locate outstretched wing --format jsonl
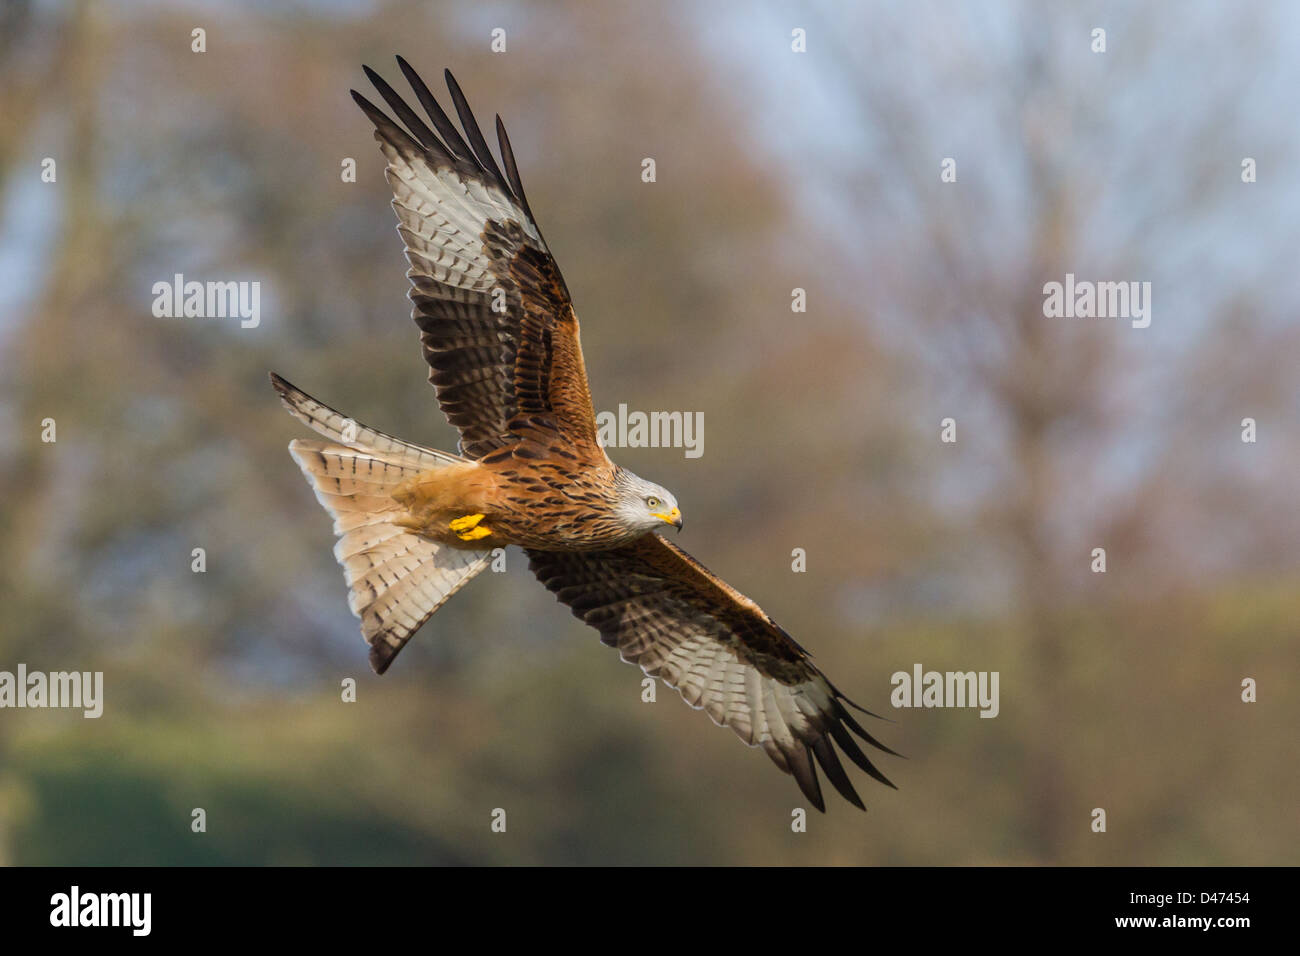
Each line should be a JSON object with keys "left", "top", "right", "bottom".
{"left": 526, "top": 535, "right": 899, "bottom": 811}
{"left": 352, "top": 58, "right": 605, "bottom": 463}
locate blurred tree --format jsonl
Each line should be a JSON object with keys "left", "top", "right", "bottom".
{"left": 800, "top": 0, "right": 1300, "bottom": 860}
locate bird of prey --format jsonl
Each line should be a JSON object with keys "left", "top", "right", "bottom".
{"left": 271, "top": 58, "right": 898, "bottom": 811}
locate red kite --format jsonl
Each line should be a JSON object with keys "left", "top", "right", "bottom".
{"left": 272, "top": 59, "right": 897, "bottom": 810}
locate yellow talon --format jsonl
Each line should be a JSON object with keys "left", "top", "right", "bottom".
{"left": 449, "top": 513, "right": 485, "bottom": 533}
{"left": 457, "top": 525, "right": 492, "bottom": 541}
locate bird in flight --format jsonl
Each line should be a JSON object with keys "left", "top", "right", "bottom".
{"left": 271, "top": 58, "right": 898, "bottom": 811}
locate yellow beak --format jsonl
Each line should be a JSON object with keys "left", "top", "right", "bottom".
{"left": 653, "top": 506, "right": 683, "bottom": 531}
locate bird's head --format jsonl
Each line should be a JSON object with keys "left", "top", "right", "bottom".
{"left": 614, "top": 469, "right": 683, "bottom": 533}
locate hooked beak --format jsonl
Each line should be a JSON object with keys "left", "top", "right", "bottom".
{"left": 654, "top": 506, "right": 683, "bottom": 532}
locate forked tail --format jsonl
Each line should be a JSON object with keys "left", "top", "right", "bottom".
{"left": 270, "top": 373, "right": 491, "bottom": 673}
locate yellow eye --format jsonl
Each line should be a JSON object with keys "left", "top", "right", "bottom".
{"left": 646, "top": 497, "right": 660, "bottom": 509}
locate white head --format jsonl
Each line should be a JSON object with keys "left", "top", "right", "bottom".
{"left": 613, "top": 469, "right": 683, "bottom": 534}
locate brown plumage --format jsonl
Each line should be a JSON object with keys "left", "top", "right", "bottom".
{"left": 271, "top": 59, "right": 897, "bottom": 811}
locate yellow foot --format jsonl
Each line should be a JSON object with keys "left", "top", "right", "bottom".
{"left": 449, "top": 513, "right": 491, "bottom": 541}
{"left": 449, "top": 513, "right": 484, "bottom": 532}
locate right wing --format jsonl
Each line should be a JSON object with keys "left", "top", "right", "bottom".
{"left": 352, "top": 58, "right": 606, "bottom": 465}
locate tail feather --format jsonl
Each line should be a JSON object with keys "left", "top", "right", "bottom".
{"left": 273, "top": 373, "right": 491, "bottom": 674}
{"left": 271, "top": 371, "right": 461, "bottom": 468}
{"left": 334, "top": 523, "right": 406, "bottom": 560}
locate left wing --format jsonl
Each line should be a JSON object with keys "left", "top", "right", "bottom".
{"left": 527, "top": 535, "right": 899, "bottom": 811}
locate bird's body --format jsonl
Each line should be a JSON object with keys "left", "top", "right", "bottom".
{"left": 272, "top": 58, "right": 898, "bottom": 812}
{"left": 388, "top": 453, "right": 640, "bottom": 552}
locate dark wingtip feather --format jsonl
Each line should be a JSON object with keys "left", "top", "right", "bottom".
{"left": 348, "top": 88, "right": 387, "bottom": 127}
{"left": 398, "top": 57, "right": 474, "bottom": 163}
{"left": 495, "top": 113, "right": 531, "bottom": 213}
{"left": 833, "top": 684, "right": 894, "bottom": 722}
{"left": 443, "top": 68, "right": 510, "bottom": 191}
{"left": 839, "top": 702, "right": 906, "bottom": 758}
{"left": 829, "top": 719, "right": 898, "bottom": 790}
{"left": 789, "top": 744, "right": 826, "bottom": 813}
{"left": 811, "top": 736, "right": 867, "bottom": 810}
{"left": 352, "top": 88, "right": 425, "bottom": 160}
{"left": 363, "top": 64, "right": 446, "bottom": 158}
